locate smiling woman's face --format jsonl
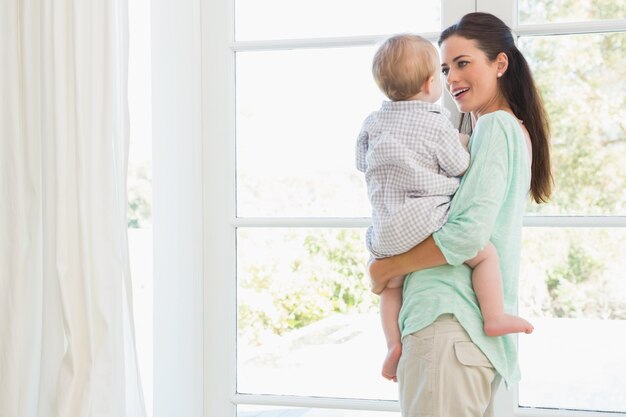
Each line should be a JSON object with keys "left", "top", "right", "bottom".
{"left": 440, "top": 35, "right": 505, "bottom": 118}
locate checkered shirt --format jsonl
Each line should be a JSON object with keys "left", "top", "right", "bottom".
{"left": 356, "top": 100, "right": 470, "bottom": 258}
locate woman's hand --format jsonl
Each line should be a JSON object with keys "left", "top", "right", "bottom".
{"left": 368, "top": 257, "right": 398, "bottom": 295}
{"left": 368, "top": 236, "right": 448, "bottom": 295}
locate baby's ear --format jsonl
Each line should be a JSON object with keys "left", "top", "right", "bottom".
{"left": 422, "top": 75, "right": 435, "bottom": 94}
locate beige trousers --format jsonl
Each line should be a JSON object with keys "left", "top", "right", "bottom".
{"left": 397, "top": 314, "right": 501, "bottom": 417}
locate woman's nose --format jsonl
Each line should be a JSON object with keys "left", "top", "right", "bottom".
{"left": 445, "top": 67, "right": 458, "bottom": 84}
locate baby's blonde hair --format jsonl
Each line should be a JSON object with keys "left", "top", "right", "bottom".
{"left": 372, "top": 34, "right": 439, "bottom": 101}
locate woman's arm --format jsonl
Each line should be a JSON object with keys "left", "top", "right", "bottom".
{"left": 369, "top": 236, "right": 446, "bottom": 294}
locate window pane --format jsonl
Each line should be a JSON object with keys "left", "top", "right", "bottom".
{"left": 519, "top": 32, "right": 626, "bottom": 215}
{"left": 235, "top": 0, "right": 440, "bottom": 41}
{"left": 236, "top": 47, "right": 382, "bottom": 218}
{"left": 518, "top": 0, "right": 626, "bottom": 24}
{"left": 518, "top": 228, "right": 626, "bottom": 413}
{"left": 237, "top": 228, "right": 396, "bottom": 400}
{"left": 238, "top": 405, "right": 399, "bottom": 416}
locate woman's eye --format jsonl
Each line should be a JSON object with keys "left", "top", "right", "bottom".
{"left": 458, "top": 61, "right": 469, "bottom": 68}
{"left": 441, "top": 67, "right": 449, "bottom": 76}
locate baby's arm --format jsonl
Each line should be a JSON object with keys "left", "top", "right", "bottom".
{"left": 355, "top": 129, "right": 370, "bottom": 172}
{"left": 459, "top": 133, "right": 470, "bottom": 149}
{"left": 437, "top": 128, "right": 470, "bottom": 177}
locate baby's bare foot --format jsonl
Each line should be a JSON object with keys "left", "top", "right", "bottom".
{"left": 483, "top": 314, "right": 534, "bottom": 337}
{"left": 382, "top": 344, "right": 402, "bottom": 382}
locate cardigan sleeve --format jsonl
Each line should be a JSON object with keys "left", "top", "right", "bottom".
{"left": 433, "top": 114, "right": 511, "bottom": 265}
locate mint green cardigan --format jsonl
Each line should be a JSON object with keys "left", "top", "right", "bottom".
{"left": 399, "top": 110, "right": 530, "bottom": 386}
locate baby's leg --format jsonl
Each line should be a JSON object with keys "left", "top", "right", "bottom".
{"left": 465, "top": 243, "right": 534, "bottom": 336}
{"left": 380, "top": 275, "right": 404, "bottom": 382}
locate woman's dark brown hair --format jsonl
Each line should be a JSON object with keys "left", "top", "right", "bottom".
{"left": 439, "top": 12, "right": 553, "bottom": 203}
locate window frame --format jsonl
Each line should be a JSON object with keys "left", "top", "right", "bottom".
{"left": 152, "top": 0, "right": 626, "bottom": 415}
{"left": 152, "top": 0, "right": 207, "bottom": 415}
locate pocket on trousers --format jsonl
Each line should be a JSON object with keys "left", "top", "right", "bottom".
{"left": 402, "top": 332, "right": 434, "bottom": 357}
{"left": 453, "top": 341, "right": 494, "bottom": 368}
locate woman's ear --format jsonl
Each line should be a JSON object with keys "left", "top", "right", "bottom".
{"left": 496, "top": 52, "right": 509, "bottom": 76}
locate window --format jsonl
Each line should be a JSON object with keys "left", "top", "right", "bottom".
{"left": 235, "top": 47, "right": 376, "bottom": 218}
{"left": 229, "top": 1, "right": 464, "bottom": 415}
{"left": 199, "top": 0, "right": 626, "bottom": 416}
{"left": 234, "top": 0, "right": 440, "bottom": 41}
{"left": 514, "top": 3, "right": 626, "bottom": 414}
{"left": 518, "top": 0, "right": 626, "bottom": 24}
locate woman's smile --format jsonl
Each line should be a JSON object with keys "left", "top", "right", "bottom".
{"left": 451, "top": 86, "right": 470, "bottom": 101}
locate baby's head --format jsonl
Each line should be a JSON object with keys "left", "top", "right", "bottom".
{"left": 372, "top": 34, "right": 441, "bottom": 102}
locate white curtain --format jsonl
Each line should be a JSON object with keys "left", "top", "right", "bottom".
{"left": 0, "top": 1, "right": 146, "bottom": 416}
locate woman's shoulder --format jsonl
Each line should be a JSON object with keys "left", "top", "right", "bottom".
{"left": 476, "top": 110, "right": 518, "bottom": 129}
{"left": 473, "top": 111, "right": 522, "bottom": 146}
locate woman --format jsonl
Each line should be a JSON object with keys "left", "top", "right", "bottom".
{"left": 369, "top": 12, "right": 552, "bottom": 416}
